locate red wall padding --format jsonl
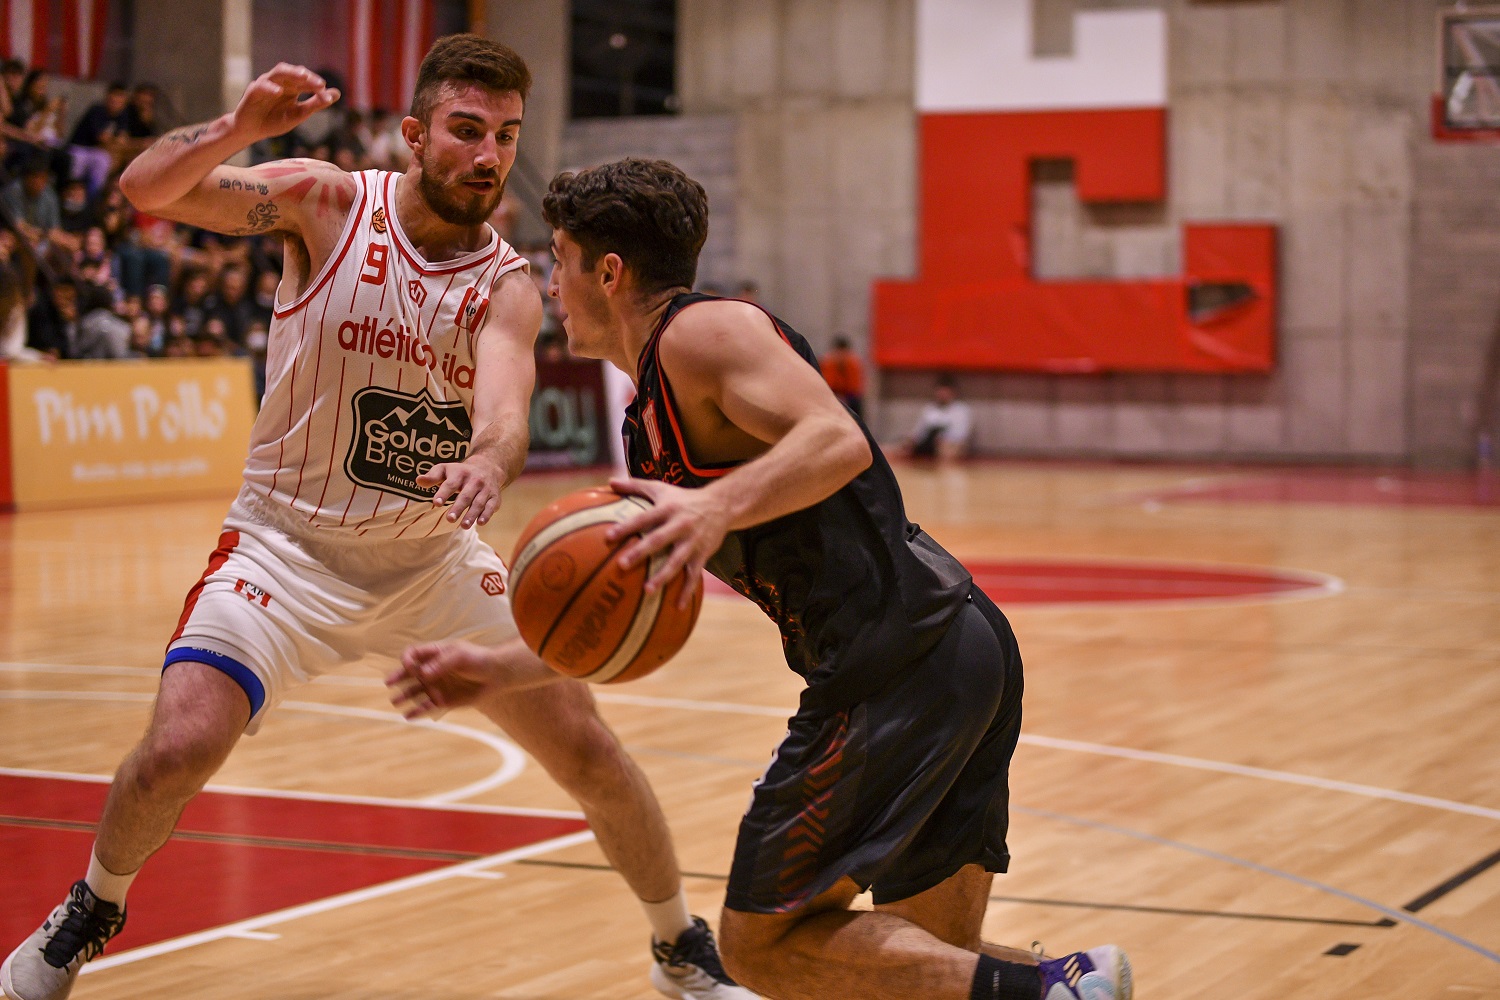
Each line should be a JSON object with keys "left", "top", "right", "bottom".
{"left": 872, "top": 108, "right": 1277, "bottom": 373}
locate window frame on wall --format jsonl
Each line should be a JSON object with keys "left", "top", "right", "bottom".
{"left": 1435, "top": 5, "right": 1500, "bottom": 141}
{"left": 568, "top": 0, "right": 677, "bottom": 120}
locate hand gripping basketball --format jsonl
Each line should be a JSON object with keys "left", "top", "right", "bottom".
{"left": 508, "top": 488, "right": 703, "bottom": 683}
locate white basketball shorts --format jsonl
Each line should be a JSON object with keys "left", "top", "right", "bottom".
{"left": 166, "top": 487, "right": 517, "bottom": 733}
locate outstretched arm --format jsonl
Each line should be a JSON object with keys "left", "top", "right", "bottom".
{"left": 607, "top": 300, "right": 872, "bottom": 604}
{"left": 387, "top": 639, "right": 561, "bottom": 719}
{"left": 119, "top": 63, "right": 351, "bottom": 239}
{"left": 417, "top": 267, "right": 543, "bottom": 528}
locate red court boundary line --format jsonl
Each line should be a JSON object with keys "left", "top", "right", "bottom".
{"left": 704, "top": 557, "right": 1342, "bottom": 609}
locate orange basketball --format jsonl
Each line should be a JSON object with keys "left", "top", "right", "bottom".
{"left": 508, "top": 488, "right": 702, "bottom": 683}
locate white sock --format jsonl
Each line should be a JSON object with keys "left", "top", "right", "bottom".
{"left": 640, "top": 887, "right": 694, "bottom": 945}
{"left": 85, "top": 847, "right": 138, "bottom": 907}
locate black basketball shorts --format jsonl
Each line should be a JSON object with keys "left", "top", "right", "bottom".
{"left": 724, "top": 588, "right": 1024, "bottom": 914}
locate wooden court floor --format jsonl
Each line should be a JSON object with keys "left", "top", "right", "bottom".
{"left": 2, "top": 461, "right": 1498, "bottom": 999}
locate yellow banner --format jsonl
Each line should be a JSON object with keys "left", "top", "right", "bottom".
{"left": 7, "top": 358, "right": 256, "bottom": 509}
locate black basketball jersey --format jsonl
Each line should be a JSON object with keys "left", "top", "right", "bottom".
{"left": 623, "top": 293, "right": 973, "bottom": 709}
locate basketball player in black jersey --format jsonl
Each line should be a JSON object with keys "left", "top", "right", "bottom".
{"left": 391, "top": 159, "right": 1132, "bottom": 1000}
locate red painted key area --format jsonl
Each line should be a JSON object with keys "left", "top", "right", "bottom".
{"left": 704, "top": 560, "right": 1331, "bottom": 606}
{"left": 0, "top": 774, "right": 589, "bottom": 956}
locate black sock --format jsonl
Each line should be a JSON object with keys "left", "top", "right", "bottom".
{"left": 971, "top": 954, "right": 1043, "bottom": 1000}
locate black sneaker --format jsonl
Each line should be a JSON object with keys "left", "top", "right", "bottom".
{"left": 1, "top": 881, "right": 127, "bottom": 1000}
{"left": 649, "top": 916, "right": 758, "bottom": 999}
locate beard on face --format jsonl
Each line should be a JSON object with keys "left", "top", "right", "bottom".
{"left": 417, "top": 148, "right": 507, "bottom": 226}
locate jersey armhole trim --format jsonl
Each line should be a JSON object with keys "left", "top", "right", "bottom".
{"left": 271, "top": 172, "right": 369, "bottom": 319}
{"left": 649, "top": 295, "right": 796, "bottom": 481}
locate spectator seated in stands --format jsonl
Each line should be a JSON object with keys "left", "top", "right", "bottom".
{"left": 245, "top": 321, "right": 269, "bottom": 399}
{"left": 95, "top": 180, "right": 170, "bottom": 297}
{"left": 4, "top": 68, "right": 71, "bottom": 183}
{"left": 907, "top": 375, "right": 973, "bottom": 461}
{"left": 249, "top": 268, "right": 278, "bottom": 327}
{"left": 141, "top": 283, "right": 171, "bottom": 348}
{"left": 205, "top": 264, "right": 254, "bottom": 347}
{"left": 27, "top": 279, "right": 129, "bottom": 360}
{"left": 0, "top": 227, "right": 40, "bottom": 362}
{"left": 125, "top": 83, "right": 161, "bottom": 148}
{"left": 66, "top": 82, "right": 130, "bottom": 195}
{"left": 125, "top": 313, "right": 155, "bottom": 358}
{"left": 0, "top": 59, "right": 24, "bottom": 115}
{"left": 59, "top": 178, "right": 97, "bottom": 234}
{"left": 174, "top": 268, "right": 212, "bottom": 339}
{"left": 160, "top": 329, "right": 193, "bottom": 358}
{"left": 3, "top": 153, "right": 68, "bottom": 250}
{"left": 78, "top": 226, "right": 115, "bottom": 282}
{"left": 819, "top": 334, "right": 866, "bottom": 419}
{"left": 194, "top": 315, "right": 238, "bottom": 357}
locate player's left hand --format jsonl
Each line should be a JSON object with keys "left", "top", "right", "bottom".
{"left": 606, "top": 477, "right": 729, "bottom": 609}
{"left": 419, "top": 457, "right": 503, "bottom": 528}
{"left": 388, "top": 638, "right": 557, "bottom": 719}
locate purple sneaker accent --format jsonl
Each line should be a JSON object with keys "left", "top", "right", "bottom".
{"left": 1037, "top": 946, "right": 1132, "bottom": 1000}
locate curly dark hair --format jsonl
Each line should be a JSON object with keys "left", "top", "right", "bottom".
{"left": 541, "top": 158, "right": 708, "bottom": 296}
{"left": 411, "top": 33, "right": 532, "bottom": 123}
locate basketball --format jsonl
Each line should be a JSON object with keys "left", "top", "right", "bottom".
{"left": 508, "top": 488, "right": 703, "bottom": 683}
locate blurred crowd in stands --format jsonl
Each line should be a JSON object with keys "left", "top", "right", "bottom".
{"left": 0, "top": 60, "right": 888, "bottom": 450}
{"left": 0, "top": 62, "right": 478, "bottom": 396}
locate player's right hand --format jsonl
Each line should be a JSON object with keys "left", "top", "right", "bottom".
{"left": 232, "top": 64, "right": 340, "bottom": 143}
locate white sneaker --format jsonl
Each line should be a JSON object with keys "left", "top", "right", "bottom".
{"left": 2, "top": 881, "right": 126, "bottom": 1000}
{"left": 649, "top": 916, "right": 758, "bottom": 999}
{"left": 1038, "top": 945, "right": 1133, "bottom": 1000}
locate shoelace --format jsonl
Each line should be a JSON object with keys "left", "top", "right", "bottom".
{"left": 41, "top": 886, "right": 125, "bottom": 969}
{"left": 653, "top": 919, "right": 735, "bottom": 984}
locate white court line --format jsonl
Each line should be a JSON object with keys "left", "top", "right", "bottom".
{"left": 0, "top": 661, "right": 155, "bottom": 677}
{"left": 1018, "top": 734, "right": 1500, "bottom": 823}
{"left": 278, "top": 701, "right": 525, "bottom": 805}
{"left": 0, "top": 690, "right": 528, "bottom": 807}
{"left": 590, "top": 696, "right": 1500, "bottom": 823}
{"left": 9, "top": 666, "right": 1498, "bottom": 823}
{"left": 9, "top": 670, "right": 1496, "bottom": 824}
{"left": 79, "top": 829, "right": 597, "bottom": 975}
{"left": 0, "top": 766, "right": 583, "bottom": 821}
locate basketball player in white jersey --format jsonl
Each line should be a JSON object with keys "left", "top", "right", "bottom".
{"left": 1, "top": 35, "right": 753, "bottom": 1000}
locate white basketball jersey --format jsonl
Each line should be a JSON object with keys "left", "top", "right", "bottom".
{"left": 243, "top": 169, "right": 528, "bottom": 540}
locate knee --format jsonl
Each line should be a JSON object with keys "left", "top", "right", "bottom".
{"left": 717, "top": 912, "right": 782, "bottom": 994}
{"left": 127, "top": 726, "right": 233, "bottom": 801}
{"left": 533, "top": 717, "right": 632, "bottom": 802}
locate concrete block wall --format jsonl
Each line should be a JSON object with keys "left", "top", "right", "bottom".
{"left": 558, "top": 115, "right": 741, "bottom": 291}
{"left": 133, "top": 0, "right": 252, "bottom": 125}
{"left": 677, "top": 0, "right": 918, "bottom": 430}
{"left": 883, "top": 0, "right": 1437, "bottom": 462}
{"left": 671, "top": 0, "right": 1500, "bottom": 465}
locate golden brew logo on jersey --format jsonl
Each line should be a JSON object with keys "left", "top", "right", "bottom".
{"left": 344, "top": 387, "right": 472, "bottom": 501}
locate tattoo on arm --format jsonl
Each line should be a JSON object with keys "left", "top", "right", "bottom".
{"left": 232, "top": 201, "right": 281, "bottom": 235}
{"left": 157, "top": 124, "right": 210, "bottom": 148}
{"left": 218, "top": 178, "right": 272, "bottom": 195}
